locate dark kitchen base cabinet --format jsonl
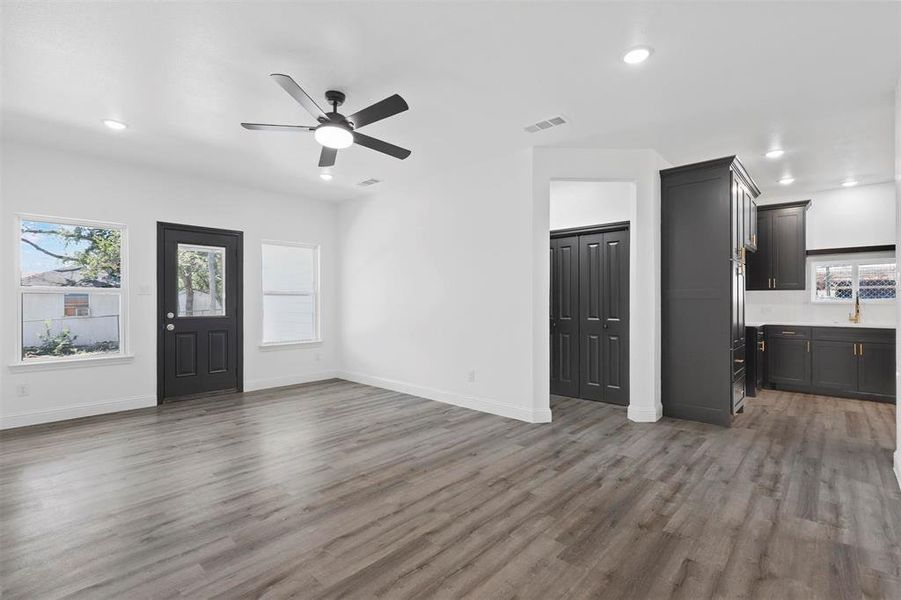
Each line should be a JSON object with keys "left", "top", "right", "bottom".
{"left": 762, "top": 325, "right": 895, "bottom": 403}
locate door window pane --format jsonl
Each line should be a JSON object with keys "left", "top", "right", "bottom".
{"left": 177, "top": 244, "right": 225, "bottom": 317}
{"left": 858, "top": 263, "right": 896, "bottom": 300}
{"left": 22, "top": 292, "right": 120, "bottom": 359}
{"left": 814, "top": 264, "right": 852, "bottom": 300}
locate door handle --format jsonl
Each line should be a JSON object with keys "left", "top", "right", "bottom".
{"left": 166, "top": 324, "right": 175, "bottom": 331}
{"left": 853, "top": 344, "right": 857, "bottom": 356}
{"left": 859, "top": 343, "right": 863, "bottom": 356}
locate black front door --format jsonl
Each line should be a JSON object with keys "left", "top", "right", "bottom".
{"left": 157, "top": 223, "right": 243, "bottom": 402}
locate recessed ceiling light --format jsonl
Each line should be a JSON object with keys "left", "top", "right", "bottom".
{"left": 102, "top": 119, "right": 128, "bottom": 131}
{"left": 765, "top": 149, "right": 784, "bottom": 159}
{"left": 623, "top": 46, "right": 653, "bottom": 64}
{"left": 778, "top": 176, "right": 795, "bottom": 185}
{"left": 319, "top": 172, "right": 333, "bottom": 181}
{"left": 841, "top": 179, "right": 858, "bottom": 187}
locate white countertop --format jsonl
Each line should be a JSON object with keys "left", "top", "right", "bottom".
{"left": 746, "top": 320, "right": 895, "bottom": 329}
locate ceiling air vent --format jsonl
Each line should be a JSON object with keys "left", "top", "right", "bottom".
{"left": 357, "top": 178, "right": 382, "bottom": 187}
{"left": 524, "top": 115, "right": 568, "bottom": 133}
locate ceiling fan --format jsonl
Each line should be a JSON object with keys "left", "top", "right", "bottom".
{"left": 241, "top": 73, "right": 411, "bottom": 168}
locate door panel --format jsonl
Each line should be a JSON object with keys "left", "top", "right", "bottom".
{"left": 600, "top": 229, "right": 629, "bottom": 406}
{"left": 578, "top": 230, "right": 629, "bottom": 405}
{"left": 767, "top": 336, "right": 811, "bottom": 388}
{"left": 159, "top": 223, "right": 242, "bottom": 401}
{"left": 772, "top": 208, "right": 805, "bottom": 290}
{"left": 550, "top": 236, "right": 580, "bottom": 397}
{"left": 579, "top": 234, "right": 604, "bottom": 400}
{"left": 811, "top": 340, "right": 858, "bottom": 393}
{"left": 747, "top": 210, "right": 771, "bottom": 290}
{"left": 857, "top": 342, "right": 895, "bottom": 398}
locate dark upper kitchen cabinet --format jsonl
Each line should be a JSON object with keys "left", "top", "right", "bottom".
{"left": 767, "top": 329, "right": 811, "bottom": 389}
{"left": 748, "top": 198, "right": 758, "bottom": 252}
{"left": 747, "top": 201, "right": 810, "bottom": 290}
{"left": 661, "top": 156, "right": 760, "bottom": 427}
{"left": 735, "top": 178, "right": 757, "bottom": 252}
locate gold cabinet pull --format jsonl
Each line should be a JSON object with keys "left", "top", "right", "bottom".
{"left": 806, "top": 341, "right": 810, "bottom": 352}
{"left": 853, "top": 344, "right": 857, "bottom": 356}
{"left": 859, "top": 343, "right": 863, "bottom": 356}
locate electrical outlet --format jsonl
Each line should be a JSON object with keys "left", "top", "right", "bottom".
{"left": 467, "top": 370, "right": 476, "bottom": 383}
{"left": 16, "top": 384, "right": 30, "bottom": 397}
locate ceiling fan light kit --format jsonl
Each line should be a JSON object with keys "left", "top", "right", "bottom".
{"left": 241, "top": 74, "right": 411, "bottom": 169}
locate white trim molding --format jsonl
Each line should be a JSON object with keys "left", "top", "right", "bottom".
{"left": 244, "top": 371, "right": 340, "bottom": 392}
{"left": 0, "top": 394, "right": 155, "bottom": 430}
{"left": 339, "top": 371, "right": 552, "bottom": 424}
{"left": 894, "top": 450, "right": 900, "bottom": 492}
{"left": 628, "top": 403, "right": 663, "bottom": 423}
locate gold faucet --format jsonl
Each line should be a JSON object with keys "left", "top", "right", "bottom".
{"left": 849, "top": 293, "right": 861, "bottom": 323}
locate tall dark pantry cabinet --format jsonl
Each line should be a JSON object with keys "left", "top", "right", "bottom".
{"left": 661, "top": 157, "right": 760, "bottom": 426}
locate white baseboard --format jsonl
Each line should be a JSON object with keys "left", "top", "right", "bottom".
{"left": 895, "top": 450, "right": 901, "bottom": 492}
{"left": 339, "top": 371, "right": 552, "bottom": 423}
{"left": 244, "top": 370, "right": 340, "bottom": 392}
{"left": 627, "top": 403, "right": 663, "bottom": 423}
{"left": 1, "top": 395, "right": 156, "bottom": 430}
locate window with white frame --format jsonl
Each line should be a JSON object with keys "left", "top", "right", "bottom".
{"left": 811, "top": 256, "right": 896, "bottom": 303}
{"left": 17, "top": 216, "right": 126, "bottom": 361}
{"left": 261, "top": 241, "right": 319, "bottom": 344}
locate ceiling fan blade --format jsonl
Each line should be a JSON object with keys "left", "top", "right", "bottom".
{"left": 352, "top": 132, "right": 411, "bottom": 160}
{"left": 270, "top": 74, "right": 328, "bottom": 121}
{"left": 241, "top": 123, "right": 315, "bottom": 132}
{"left": 319, "top": 147, "right": 337, "bottom": 167}
{"left": 347, "top": 94, "right": 409, "bottom": 129}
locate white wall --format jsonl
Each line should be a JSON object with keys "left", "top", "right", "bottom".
{"left": 895, "top": 78, "right": 900, "bottom": 490}
{"left": 748, "top": 182, "right": 897, "bottom": 327}
{"left": 533, "top": 148, "right": 670, "bottom": 423}
{"left": 759, "top": 182, "right": 896, "bottom": 249}
{"left": 1, "top": 141, "right": 340, "bottom": 428}
{"left": 549, "top": 181, "right": 634, "bottom": 230}
{"left": 338, "top": 147, "right": 667, "bottom": 425}
{"left": 339, "top": 149, "right": 542, "bottom": 422}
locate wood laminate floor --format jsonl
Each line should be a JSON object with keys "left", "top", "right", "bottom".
{"left": 1, "top": 380, "right": 899, "bottom": 599}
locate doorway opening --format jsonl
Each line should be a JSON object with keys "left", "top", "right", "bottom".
{"left": 157, "top": 222, "right": 243, "bottom": 403}
{"left": 549, "top": 181, "right": 632, "bottom": 406}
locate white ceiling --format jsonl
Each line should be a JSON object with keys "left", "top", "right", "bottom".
{"left": 2, "top": 2, "right": 898, "bottom": 200}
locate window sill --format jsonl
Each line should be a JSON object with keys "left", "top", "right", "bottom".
{"left": 259, "top": 340, "right": 322, "bottom": 350}
{"left": 9, "top": 354, "right": 136, "bottom": 372}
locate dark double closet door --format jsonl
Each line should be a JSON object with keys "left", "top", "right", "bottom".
{"left": 550, "top": 228, "right": 629, "bottom": 406}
